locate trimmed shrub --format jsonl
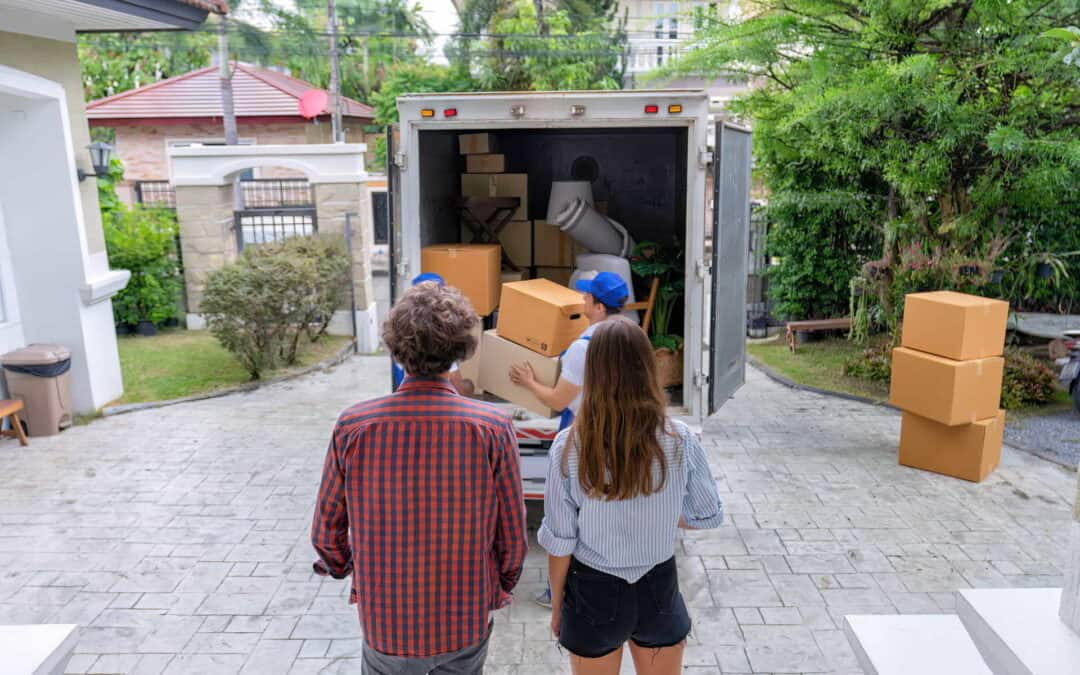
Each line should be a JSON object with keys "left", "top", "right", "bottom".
{"left": 201, "top": 236, "right": 350, "bottom": 379}
{"left": 105, "top": 206, "right": 182, "bottom": 327}
{"left": 1001, "top": 347, "right": 1060, "bottom": 410}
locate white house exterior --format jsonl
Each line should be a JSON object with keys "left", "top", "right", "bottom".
{"left": 0, "top": 0, "right": 224, "bottom": 412}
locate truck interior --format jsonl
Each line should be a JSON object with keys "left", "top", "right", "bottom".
{"left": 415, "top": 127, "right": 691, "bottom": 405}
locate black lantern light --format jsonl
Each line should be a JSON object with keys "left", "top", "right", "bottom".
{"left": 77, "top": 141, "right": 115, "bottom": 182}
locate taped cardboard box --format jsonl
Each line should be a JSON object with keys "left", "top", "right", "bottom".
{"left": 457, "top": 321, "right": 484, "bottom": 394}
{"left": 421, "top": 244, "right": 501, "bottom": 316}
{"left": 459, "top": 133, "right": 498, "bottom": 155}
{"left": 899, "top": 410, "right": 1005, "bottom": 482}
{"left": 478, "top": 330, "right": 560, "bottom": 417}
{"left": 461, "top": 174, "right": 528, "bottom": 221}
{"left": 534, "top": 220, "right": 582, "bottom": 267}
{"left": 459, "top": 221, "right": 532, "bottom": 268}
{"left": 902, "top": 291, "right": 1009, "bottom": 361}
{"left": 889, "top": 347, "right": 1004, "bottom": 426}
{"left": 497, "top": 278, "right": 589, "bottom": 357}
{"left": 466, "top": 154, "right": 506, "bottom": 173}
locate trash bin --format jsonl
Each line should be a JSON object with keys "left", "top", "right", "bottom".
{"left": 1, "top": 344, "right": 73, "bottom": 437}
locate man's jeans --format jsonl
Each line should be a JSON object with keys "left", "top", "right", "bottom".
{"left": 361, "top": 625, "right": 491, "bottom": 675}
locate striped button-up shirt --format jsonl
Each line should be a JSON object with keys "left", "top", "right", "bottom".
{"left": 311, "top": 377, "right": 528, "bottom": 657}
{"left": 538, "top": 419, "right": 723, "bottom": 583}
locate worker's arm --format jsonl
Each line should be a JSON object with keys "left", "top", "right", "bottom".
{"left": 509, "top": 363, "right": 580, "bottom": 411}
{"left": 448, "top": 370, "right": 476, "bottom": 396}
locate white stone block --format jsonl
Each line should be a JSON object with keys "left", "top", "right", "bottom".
{"left": 0, "top": 624, "right": 79, "bottom": 675}
{"left": 1062, "top": 521, "right": 1080, "bottom": 635}
{"left": 959, "top": 587, "right": 1080, "bottom": 675}
{"left": 843, "top": 614, "right": 991, "bottom": 675}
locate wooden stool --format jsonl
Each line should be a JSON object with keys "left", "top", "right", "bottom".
{"left": 0, "top": 399, "right": 28, "bottom": 446}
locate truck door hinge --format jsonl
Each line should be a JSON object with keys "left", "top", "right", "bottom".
{"left": 698, "top": 149, "right": 713, "bottom": 168}
{"left": 394, "top": 152, "right": 407, "bottom": 170}
{"left": 696, "top": 258, "right": 712, "bottom": 280}
{"left": 694, "top": 371, "right": 709, "bottom": 390}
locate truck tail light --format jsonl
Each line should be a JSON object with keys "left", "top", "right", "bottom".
{"left": 668, "top": 104, "right": 683, "bottom": 114}
{"left": 420, "top": 109, "right": 435, "bottom": 118}
{"left": 443, "top": 108, "right": 458, "bottom": 118}
{"left": 644, "top": 104, "right": 659, "bottom": 114}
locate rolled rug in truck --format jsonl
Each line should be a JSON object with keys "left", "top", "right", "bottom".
{"left": 554, "top": 198, "right": 634, "bottom": 257}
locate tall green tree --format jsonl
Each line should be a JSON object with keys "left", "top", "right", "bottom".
{"left": 671, "top": 0, "right": 1080, "bottom": 319}
{"left": 79, "top": 31, "right": 216, "bottom": 100}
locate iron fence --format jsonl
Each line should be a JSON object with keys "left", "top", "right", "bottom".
{"left": 239, "top": 179, "right": 315, "bottom": 209}
{"left": 134, "top": 180, "right": 176, "bottom": 209}
{"left": 235, "top": 208, "right": 317, "bottom": 249}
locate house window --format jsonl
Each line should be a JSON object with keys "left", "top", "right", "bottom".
{"left": 654, "top": 2, "right": 665, "bottom": 39}
{"left": 669, "top": 2, "right": 679, "bottom": 38}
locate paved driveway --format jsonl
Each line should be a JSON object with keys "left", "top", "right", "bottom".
{"left": 0, "top": 358, "right": 1075, "bottom": 674}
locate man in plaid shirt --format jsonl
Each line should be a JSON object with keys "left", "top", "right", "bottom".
{"left": 312, "top": 282, "right": 528, "bottom": 673}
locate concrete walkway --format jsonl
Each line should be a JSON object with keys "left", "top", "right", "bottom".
{"left": 0, "top": 357, "right": 1075, "bottom": 674}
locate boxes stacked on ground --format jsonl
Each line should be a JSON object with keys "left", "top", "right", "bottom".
{"left": 889, "top": 291, "right": 1010, "bottom": 482}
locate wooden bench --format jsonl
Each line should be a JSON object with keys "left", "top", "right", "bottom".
{"left": 0, "top": 399, "right": 28, "bottom": 446}
{"left": 786, "top": 318, "right": 853, "bottom": 352}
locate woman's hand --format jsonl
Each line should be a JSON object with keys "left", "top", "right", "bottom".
{"left": 509, "top": 362, "right": 536, "bottom": 387}
{"left": 550, "top": 605, "right": 561, "bottom": 638}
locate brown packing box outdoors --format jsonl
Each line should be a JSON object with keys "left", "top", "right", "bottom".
{"left": 420, "top": 244, "right": 501, "bottom": 316}
{"left": 497, "top": 278, "right": 589, "bottom": 357}
{"left": 461, "top": 174, "right": 528, "bottom": 221}
{"left": 466, "top": 154, "right": 507, "bottom": 173}
{"left": 478, "top": 330, "right": 560, "bottom": 418}
{"left": 457, "top": 322, "right": 484, "bottom": 394}
{"left": 889, "top": 347, "right": 1004, "bottom": 426}
{"left": 458, "top": 133, "right": 498, "bottom": 155}
{"left": 534, "top": 220, "right": 581, "bottom": 267}
{"left": 899, "top": 410, "right": 1005, "bottom": 482}
{"left": 902, "top": 291, "right": 1009, "bottom": 360}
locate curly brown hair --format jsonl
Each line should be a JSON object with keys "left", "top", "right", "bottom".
{"left": 382, "top": 282, "right": 479, "bottom": 378}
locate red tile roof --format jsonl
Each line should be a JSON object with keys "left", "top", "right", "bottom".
{"left": 86, "top": 64, "right": 375, "bottom": 123}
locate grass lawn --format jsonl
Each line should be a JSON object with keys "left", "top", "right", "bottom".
{"left": 113, "top": 330, "right": 351, "bottom": 406}
{"left": 747, "top": 335, "right": 891, "bottom": 404}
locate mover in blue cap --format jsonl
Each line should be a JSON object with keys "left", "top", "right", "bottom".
{"left": 391, "top": 273, "right": 476, "bottom": 395}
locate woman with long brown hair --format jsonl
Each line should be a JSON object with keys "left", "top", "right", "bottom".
{"left": 538, "top": 319, "right": 724, "bottom": 675}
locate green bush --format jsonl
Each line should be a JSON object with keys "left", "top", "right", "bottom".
{"left": 842, "top": 344, "right": 893, "bottom": 381}
{"left": 104, "top": 206, "right": 182, "bottom": 327}
{"left": 1000, "top": 347, "right": 1060, "bottom": 410}
{"left": 200, "top": 236, "right": 350, "bottom": 379}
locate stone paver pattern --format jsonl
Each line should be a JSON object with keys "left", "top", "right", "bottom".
{"left": 0, "top": 356, "right": 1075, "bottom": 674}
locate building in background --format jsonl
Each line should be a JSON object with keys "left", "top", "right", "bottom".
{"left": 87, "top": 63, "right": 375, "bottom": 205}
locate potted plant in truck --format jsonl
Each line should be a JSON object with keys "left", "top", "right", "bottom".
{"left": 631, "top": 241, "right": 685, "bottom": 388}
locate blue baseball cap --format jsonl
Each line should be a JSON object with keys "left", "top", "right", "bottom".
{"left": 412, "top": 272, "right": 445, "bottom": 286}
{"left": 575, "top": 272, "right": 629, "bottom": 308}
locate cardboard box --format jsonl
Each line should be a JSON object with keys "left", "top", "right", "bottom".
{"left": 899, "top": 410, "right": 1005, "bottom": 482}
{"left": 466, "top": 153, "right": 506, "bottom": 173}
{"left": 478, "top": 330, "right": 560, "bottom": 417}
{"left": 497, "top": 279, "right": 589, "bottom": 357}
{"left": 457, "top": 321, "right": 484, "bottom": 394}
{"left": 902, "top": 291, "right": 1009, "bottom": 360}
{"left": 502, "top": 270, "right": 527, "bottom": 283}
{"left": 533, "top": 220, "right": 581, "bottom": 267}
{"left": 459, "top": 133, "right": 498, "bottom": 155}
{"left": 889, "top": 347, "right": 1004, "bottom": 426}
{"left": 421, "top": 244, "right": 501, "bottom": 316}
{"left": 536, "top": 267, "right": 573, "bottom": 287}
{"left": 459, "top": 221, "right": 532, "bottom": 268}
{"left": 461, "top": 174, "right": 528, "bottom": 221}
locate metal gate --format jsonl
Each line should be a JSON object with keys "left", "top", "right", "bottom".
{"left": 234, "top": 179, "right": 317, "bottom": 249}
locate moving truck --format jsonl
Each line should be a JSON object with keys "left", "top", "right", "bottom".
{"left": 386, "top": 90, "right": 751, "bottom": 499}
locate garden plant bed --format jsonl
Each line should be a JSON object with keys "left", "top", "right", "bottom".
{"left": 109, "top": 329, "right": 353, "bottom": 407}
{"left": 747, "top": 336, "right": 892, "bottom": 404}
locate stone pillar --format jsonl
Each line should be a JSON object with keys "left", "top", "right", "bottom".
{"left": 1062, "top": 470, "right": 1080, "bottom": 634}
{"left": 174, "top": 184, "right": 237, "bottom": 328}
{"left": 314, "top": 182, "right": 378, "bottom": 352}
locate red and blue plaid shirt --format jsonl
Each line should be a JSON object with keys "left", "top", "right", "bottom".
{"left": 311, "top": 377, "right": 528, "bottom": 657}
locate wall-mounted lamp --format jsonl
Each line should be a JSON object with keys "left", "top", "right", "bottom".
{"left": 77, "top": 142, "right": 115, "bottom": 182}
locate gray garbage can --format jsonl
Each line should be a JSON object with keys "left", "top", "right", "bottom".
{"left": 1, "top": 344, "right": 73, "bottom": 437}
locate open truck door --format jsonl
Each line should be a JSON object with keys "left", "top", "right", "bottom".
{"left": 708, "top": 121, "right": 752, "bottom": 415}
{"left": 386, "top": 125, "right": 403, "bottom": 391}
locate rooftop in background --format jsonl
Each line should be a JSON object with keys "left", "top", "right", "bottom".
{"left": 0, "top": 0, "right": 224, "bottom": 34}
{"left": 87, "top": 63, "right": 375, "bottom": 125}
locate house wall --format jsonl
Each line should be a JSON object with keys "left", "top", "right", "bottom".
{"left": 0, "top": 30, "right": 106, "bottom": 256}
{"left": 111, "top": 118, "right": 371, "bottom": 196}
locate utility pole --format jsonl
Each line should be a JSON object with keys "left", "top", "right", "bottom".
{"left": 327, "top": 0, "right": 344, "bottom": 143}
{"left": 218, "top": 11, "right": 238, "bottom": 146}
{"left": 535, "top": 0, "right": 547, "bottom": 35}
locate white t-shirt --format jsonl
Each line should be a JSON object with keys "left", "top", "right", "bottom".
{"left": 559, "top": 323, "right": 598, "bottom": 415}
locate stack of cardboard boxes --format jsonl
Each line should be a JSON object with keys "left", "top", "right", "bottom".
{"left": 889, "top": 291, "right": 1010, "bottom": 482}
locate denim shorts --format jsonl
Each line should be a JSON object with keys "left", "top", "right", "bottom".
{"left": 558, "top": 556, "right": 691, "bottom": 658}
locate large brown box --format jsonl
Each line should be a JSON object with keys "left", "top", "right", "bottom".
{"left": 421, "top": 244, "right": 501, "bottom": 316}
{"left": 889, "top": 347, "right": 1004, "bottom": 426}
{"left": 459, "top": 133, "right": 498, "bottom": 155}
{"left": 533, "top": 220, "right": 580, "bottom": 267}
{"left": 497, "top": 279, "right": 589, "bottom": 357}
{"left": 461, "top": 174, "right": 528, "bottom": 221}
{"left": 466, "top": 153, "right": 506, "bottom": 173}
{"left": 462, "top": 221, "right": 531, "bottom": 268}
{"left": 902, "top": 291, "right": 1009, "bottom": 361}
{"left": 899, "top": 410, "right": 1005, "bottom": 482}
{"left": 478, "top": 330, "right": 560, "bottom": 417}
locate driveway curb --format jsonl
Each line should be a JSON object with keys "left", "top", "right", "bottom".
{"left": 102, "top": 339, "right": 360, "bottom": 417}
